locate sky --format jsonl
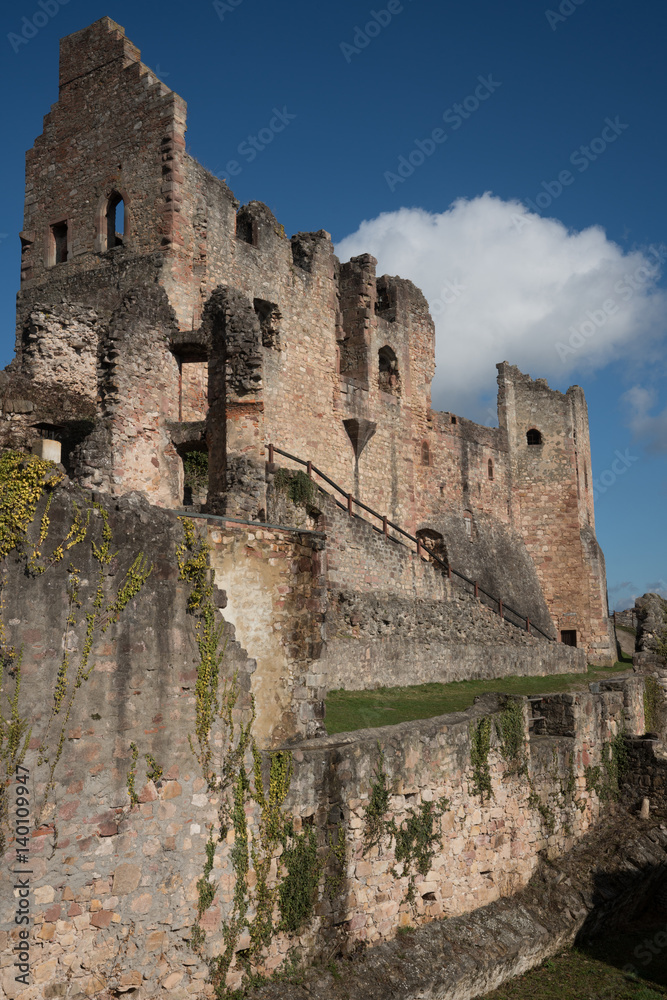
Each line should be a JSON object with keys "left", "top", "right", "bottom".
{"left": 0, "top": 0, "right": 665, "bottom": 611}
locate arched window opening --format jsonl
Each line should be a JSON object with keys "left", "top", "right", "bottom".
{"left": 378, "top": 345, "right": 400, "bottom": 396}
{"left": 463, "top": 510, "right": 473, "bottom": 541}
{"left": 421, "top": 440, "right": 430, "bottom": 466}
{"left": 527, "top": 428, "right": 543, "bottom": 446}
{"left": 416, "top": 529, "right": 448, "bottom": 570}
{"left": 451, "top": 415, "right": 457, "bottom": 425}
{"left": 488, "top": 458, "right": 494, "bottom": 480}
{"left": 106, "top": 192, "right": 125, "bottom": 249}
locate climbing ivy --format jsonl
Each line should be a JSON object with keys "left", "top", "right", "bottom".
{"left": 363, "top": 745, "right": 391, "bottom": 852}
{"left": 362, "top": 745, "right": 449, "bottom": 906}
{"left": 0, "top": 451, "right": 152, "bottom": 845}
{"left": 644, "top": 675, "right": 662, "bottom": 733}
{"left": 177, "top": 517, "right": 341, "bottom": 997}
{"left": 584, "top": 732, "right": 629, "bottom": 802}
{"left": 470, "top": 716, "right": 494, "bottom": 801}
{"left": 496, "top": 698, "right": 527, "bottom": 776}
{"left": 126, "top": 743, "right": 139, "bottom": 807}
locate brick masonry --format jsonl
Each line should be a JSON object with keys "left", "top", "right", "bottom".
{"left": 1, "top": 17, "right": 615, "bottom": 664}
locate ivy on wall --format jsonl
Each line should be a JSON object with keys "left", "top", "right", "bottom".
{"left": 362, "top": 745, "right": 449, "bottom": 905}
{"left": 177, "top": 517, "right": 345, "bottom": 998}
{"left": 0, "top": 452, "right": 152, "bottom": 850}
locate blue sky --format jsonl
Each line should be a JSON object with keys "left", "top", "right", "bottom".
{"left": 0, "top": 0, "right": 665, "bottom": 611}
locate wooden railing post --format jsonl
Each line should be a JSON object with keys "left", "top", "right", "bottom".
{"left": 474, "top": 581, "right": 479, "bottom": 598}
{"left": 306, "top": 461, "right": 312, "bottom": 479}
{"left": 347, "top": 493, "right": 353, "bottom": 516}
{"left": 448, "top": 564, "right": 452, "bottom": 579}
{"left": 417, "top": 539, "right": 423, "bottom": 558}
{"left": 268, "top": 443, "right": 274, "bottom": 464}
{"left": 526, "top": 617, "right": 530, "bottom": 633}
{"left": 499, "top": 599, "right": 504, "bottom": 620}
{"left": 382, "top": 516, "right": 388, "bottom": 537}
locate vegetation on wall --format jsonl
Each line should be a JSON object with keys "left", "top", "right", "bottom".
{"left": 362, "top": 745, "right": 449, "bottom": 905}
{"left": 584, "top": 731, "right": 629, "bottom": 802}
{"left": 177, "top": 517, "right": 344, "bottom": 997}
{"left": 470, "top": 716, "right": 494, "bottom": 801}
{"left": 644, "top": 675, "right": 663, "bottom": 733}
{"left": 183, "top": 450, "right": 209, "bottom": 498}
{"left": 0, "top": 451, "right": 152, "bottom": 850}
{"left": 273, "top": 468, "right": 316, "bottom": 508}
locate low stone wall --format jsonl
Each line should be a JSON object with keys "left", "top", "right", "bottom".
{"left": 249, "top": 818, "right": 667, "bottom": 1000}
{"left": 325, "top": 636, "right": 585, "bottom": 690}
{"left": 325, "top": 590, "right": 585, "bottom": 690}
{"left": 1, "top": 673, "right": 646, "bottom": 998}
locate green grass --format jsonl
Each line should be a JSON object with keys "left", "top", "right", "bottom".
{"left": 483, "top": 928, "right": 667, "bottom": 999}
{"left": 325, "top": 661, "right": 631, "bottom": 735}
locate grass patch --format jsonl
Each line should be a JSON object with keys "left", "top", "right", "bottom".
{"left": 483, "top": 929, "right": 667, "bottom": 998}
{"left": 325, "top": 662, "right": 630, "bottom": 735}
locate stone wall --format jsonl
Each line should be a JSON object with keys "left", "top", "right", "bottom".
{"left": 249, "top": 817, "right": 667, "bottom": 1000}
{"left": 634, "top": 592, "right": 667, "bottom": 669}
{"left": 0, "top": 561, "right": 647, "bottom": 1000}
{"left": 326, "top": 590, "right": 585, "bottom": 691}
{"left": 497, "top": 363, "right": 614, "bottom": 662}
{"left": 204, "top": 517, "right": 327, "bottom": 745}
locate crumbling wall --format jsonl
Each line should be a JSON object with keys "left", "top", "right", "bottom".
{"left": 635, "top": 592, "right": 667, "bottom": 668}
{"left": 497, "top": 363, "right": 615, "bottom": 663}
{"left": 19, "top": 303, "right": 99, "bottom": 400}
{"left": 1, "top": 658, "right": 646, "bottom": 998}
{"left": 73, "top": 287, "right": 182, "bottom": 505}
{"left": 205, "top": 519, "right": 327, "bottom": 745}
{"left": 203, "top": 286, "right": 266, "bottom": 517}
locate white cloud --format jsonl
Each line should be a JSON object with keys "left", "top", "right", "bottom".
{"left": 335, "top": 194, "right": 667, "bottom": 420}
{"left": 622, "top": 384, "right": 667, "bottom": 453}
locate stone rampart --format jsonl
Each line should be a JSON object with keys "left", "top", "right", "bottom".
{"left": 0, "top": 573, "right": 647, "bottom": 1000}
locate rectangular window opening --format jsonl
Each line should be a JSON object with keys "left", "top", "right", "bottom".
{"left": 51, "top": 221, "right": 68, "bottom": 265}
{"left": 561, "top": 629, "right": 577, "bottom": 647}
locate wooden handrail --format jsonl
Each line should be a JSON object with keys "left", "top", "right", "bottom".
{"left": 268, "top": 443, "right": 554, "bottom": 642}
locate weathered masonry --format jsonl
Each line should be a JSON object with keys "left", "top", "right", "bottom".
{"left": 0, "top": 479, "right": 648, "bottom": 997}
{"left": 4, "top": 16, "right": 613, "bottom": 664}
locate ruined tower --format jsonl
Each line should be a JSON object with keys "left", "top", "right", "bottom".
{"left": 2, "top": 17, "right": 615, "bottom": 663}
